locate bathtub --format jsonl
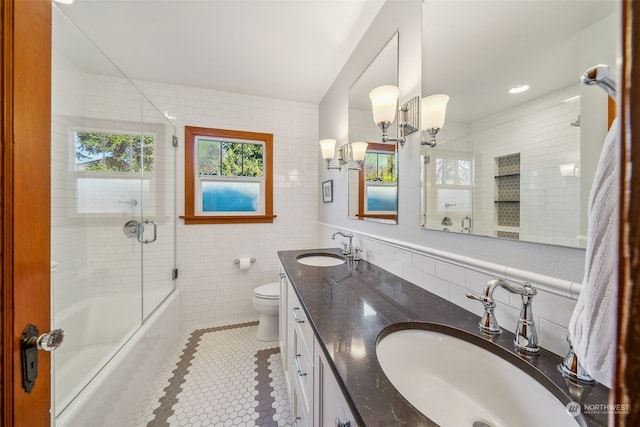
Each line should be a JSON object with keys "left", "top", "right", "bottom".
{"left": 54, "top": 289, "right": 181, "bottom": 427}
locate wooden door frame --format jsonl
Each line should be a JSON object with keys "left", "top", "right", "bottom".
{"left": 616, "top": 0, "right": 640, "bottom": 424}
{"left": 1, "top": 0, "right": 639, "bottom": 425}
{"left": 1, "top": 0, "right": 52, "bottom": 425}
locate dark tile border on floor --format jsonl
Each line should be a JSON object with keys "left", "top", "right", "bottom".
{"left": 146, "top": 321, "right": 260, "bottom": 427}
{"left": 254, "top": 347, "right": 281, "bottom": 427}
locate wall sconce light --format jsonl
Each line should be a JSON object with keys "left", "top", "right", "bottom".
{"left": 421, "top": 94, "right": 449, "bottom": 147}
{"left": 369, "top": 85, "right": 419, "bottom": 148}
{"left": 319, "top": 139, "right": 368, "bottom": 171}
{"left": 349, "top": 141, "right": 368, "bottom": 170}
{"left": 319, "top": 138, "right": 346, "bottom": 171}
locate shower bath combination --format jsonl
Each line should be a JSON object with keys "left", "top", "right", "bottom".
{"left": 51, "top": 6, "right": 179, "bottom": 425}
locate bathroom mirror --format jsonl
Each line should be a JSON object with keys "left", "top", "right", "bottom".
{"left": 348, "top": 33, "right": 399, "bottom": 224}
{"left": 421, "top": 1, "right": 618, "bottom": 247}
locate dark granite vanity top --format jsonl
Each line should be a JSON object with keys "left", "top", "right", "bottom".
{"left": 278, "top": 248, "right": 609, "bottom": 427}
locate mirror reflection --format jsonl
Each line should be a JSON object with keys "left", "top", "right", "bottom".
{"left": 421, "top": 1, "right": 618, "bottom": 247}
{"left": 349, "top": 33, "right": 399, "bottom": 224}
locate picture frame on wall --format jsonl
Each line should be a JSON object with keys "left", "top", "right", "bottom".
{"left": 322, "top": 180, "right": 333, "bottom": 203}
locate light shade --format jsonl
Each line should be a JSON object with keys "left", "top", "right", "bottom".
{"left": 369, "top": 85, "right": 400, "bottom": 124}
{"left": 319, "top": 139, "right": 336, "bottom": 160}
{"left": 350, "top": 142, "right": 368, "bottom": 162}
{"left": 422, "top": 94, "right": 449, "bottom": 130}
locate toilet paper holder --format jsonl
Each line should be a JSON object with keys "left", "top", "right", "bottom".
{"left": 234, "top": 258, "right": 256, "bottom": 265}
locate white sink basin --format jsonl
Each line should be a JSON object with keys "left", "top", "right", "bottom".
{"left": 376, "top": 325, "right": 579, "bottom": 427}
{"left": 296, "top": 253, "right": 345, "bottom": 267}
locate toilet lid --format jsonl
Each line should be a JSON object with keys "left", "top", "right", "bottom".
{"left": 254, "top": 282, "right": 280, "bottom": 299}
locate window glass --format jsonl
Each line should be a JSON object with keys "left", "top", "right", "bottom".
{"left": 364, "top": 151, "right": 396, "bottom": 182}
{"left": 197, "top": 138, "right": 263, "bottom": 177}
{"left": 365, "top": 183, "right": 398, "bottom": 213}
{"left": 435, "top": 157, "right": 471, "bottom": 185}
{"left": 201, "top": 181, "right": 261, "bottom": 213}
{"left": 75, "top": 131, "right": 154, "bottom": 172}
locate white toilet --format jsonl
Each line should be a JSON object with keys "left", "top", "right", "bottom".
{"left": 252, "top": 282, "right": 280, "bottom": 341}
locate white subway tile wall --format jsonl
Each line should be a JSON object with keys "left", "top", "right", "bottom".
{"left": 424, "top": 86, "right": 581, "bottom": 246}
{"left": 53, "top": 47, "right": 576, "bottom": 356}
{"left": 52, "top": 47, "right": 319, "bottom": 329}
{"left": 319, "top": 223, "right": 577, "bottom": 357}
{"left": 135, "top": 80, "right": 320, "bottom": 330}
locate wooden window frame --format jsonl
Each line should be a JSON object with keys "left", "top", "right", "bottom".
{"left": 182, "top": 126, "right": 276, "bottom": 224}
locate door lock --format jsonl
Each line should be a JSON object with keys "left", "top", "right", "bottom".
{"left": 20, "top": 324, "right": 64, "bottom": 393}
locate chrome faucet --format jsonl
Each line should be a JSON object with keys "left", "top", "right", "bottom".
{"left": 466, "top": 278, "right": 540, "bottom": 354}
{"left": 332, "top": 231, "right": 354, "bottom": 257}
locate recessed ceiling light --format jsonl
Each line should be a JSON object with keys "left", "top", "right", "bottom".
{"left": 509, "top": 85, "right": 530, "bottom": 94}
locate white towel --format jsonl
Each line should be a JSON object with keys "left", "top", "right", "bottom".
{"left": 568, "top": 118, "right": 618, "bottom": 388}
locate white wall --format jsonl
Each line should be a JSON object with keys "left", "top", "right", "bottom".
{"left": 319, "top": 0, "right": 585, "bottom": 285}
{"left": 318, "top": 0, "right": 590, "bottom": 356}
{"left": 136, "top": 81, "right": 320, "bottom": 330}
{"left": 53, "top": 45, "right": 320, "bottom": 331}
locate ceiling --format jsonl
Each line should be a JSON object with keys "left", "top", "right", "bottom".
{"left": 422, "top": 0, "right": 618, "bottom": 124}
{"left": 55, "top": 0, "right": 385, "bottom": 104}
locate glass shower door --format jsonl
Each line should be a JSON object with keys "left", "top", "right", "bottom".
{"left": 51, "top": 5, "right": 176, "bottom": 419}
{"left": 140, "top": 97, "right": 177, "bottom": 319}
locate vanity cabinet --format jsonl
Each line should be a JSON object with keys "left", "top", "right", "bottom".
{"left": 278, "top": 265, "right": 291, "bottom": 396}
{"left": 279, "top": 265, "right": 358, "bottom": 427}
{"left": 313, "top": 339, "right": 357, "bottom": 427}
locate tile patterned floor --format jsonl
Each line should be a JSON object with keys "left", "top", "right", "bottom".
{"left": 126, "top": 322, "right": 292, "bottom": 427}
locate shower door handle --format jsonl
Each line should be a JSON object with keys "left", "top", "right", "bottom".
{"left": 123, "top": 219, "right": 158, "bottom": 244}
{"left": 139, "top": 219, "right": 158, "bottom": 244}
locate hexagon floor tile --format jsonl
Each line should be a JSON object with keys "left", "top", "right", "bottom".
{"left": 126, "top": 322, "right": 292, "bottom": 427}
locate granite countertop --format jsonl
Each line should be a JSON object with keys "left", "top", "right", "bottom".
{"left": 278, "top": 248, "right": 609, "bottom": 427}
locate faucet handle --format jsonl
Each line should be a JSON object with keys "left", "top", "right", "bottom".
{"left": 353, "top": 247, "right": 361, "bottom": 261}
{"left": 466, "top": 291, "right": 501, "bottom": 335}
{"left": 465, "top": 291, "right": 492, "bottom": 305}
{"left": 341, "top": 242, "right": 348, "bottom": 255}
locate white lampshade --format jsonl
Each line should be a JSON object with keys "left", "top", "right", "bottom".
{"left": 422, "top": 94, "right": 450, "bottom": 130}
{"left": 319, "top": 139, "right": 336, "bottom": 160}
{"left": 350, "top": 142, "right": 368, "bottom": 162}
{"left": 369, "top": 85, "right": 400, "bottom": 124}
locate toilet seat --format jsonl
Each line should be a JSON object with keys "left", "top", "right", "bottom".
{"left": 254, "top": 282, "right": 279, "bottom": 300}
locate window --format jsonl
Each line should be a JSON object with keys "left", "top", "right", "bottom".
{"left": 357, "top": 143, "right": 398, "bottom": 220}
{"left": 183, "top": 126, "right": 275, "bottom": 224}
{"left": 75, "top": 131, "right": 154, "bottom": 172}
{"left": 72, "top": 129, "right": 156, "bottom": 214}
{"left": 433, "top": 155, "right": 472, "bottom": 213}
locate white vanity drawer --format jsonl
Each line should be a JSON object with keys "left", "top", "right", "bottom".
{"left": 291, "top": 324, "right": 314, "bottom": 418}
{"left": 287, "top": 282, "right": 314, "bottom": 355}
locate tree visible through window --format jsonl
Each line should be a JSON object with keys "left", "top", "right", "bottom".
{"left": 75, "top": 131, "right": 154, "bottom": 172}
{"left": 183, "top": 126, "right": 275, "bottom": 224}
{"left": 357, "top": 143, "right": 398, "bottom": 220}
